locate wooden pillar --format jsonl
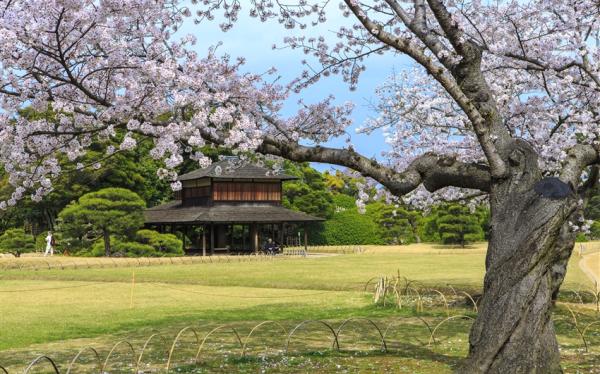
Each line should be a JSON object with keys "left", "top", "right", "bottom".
{"left": 202, "top": 225, "right": 207, "bottom": 257}
{"left": 279, "top": 223, "right": 284, "bottom": 246}
{"left": 303, "top": 223, "right": 308, "bottom": 254}
{"left": 251, "top": 223, "right": 259, "bottom": 253}
{"left": 243, "top": 225, "right": 247, "bottom": 250}
{"left": 210, "top": 223, "right": 215, "bottom": 256}
{"left": 230, "top": 224, "right": 234, "bottom": 252}
{"left": 182, "top": 225, "right": 187, "bottom": 253}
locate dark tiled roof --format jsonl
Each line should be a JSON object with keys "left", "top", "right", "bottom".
{"left": 178, "top": 159, "right": 297, "bottom": 181}
{"left": 145, "top": 201, "right": 324, "bottom": 223}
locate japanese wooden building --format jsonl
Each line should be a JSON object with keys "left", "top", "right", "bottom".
{"left": 144, "top": 159, "right": 323, "bottom": 255}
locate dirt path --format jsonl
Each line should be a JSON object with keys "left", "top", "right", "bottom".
{"left": 579, "top": 251, "right": 600, "bottom": 288}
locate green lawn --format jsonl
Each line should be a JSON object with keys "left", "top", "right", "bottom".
{"left": 0, "top": 243, "right": 598, "bottom": 373}
{"left": 0, "top": 245, "right": 492, "bottom": 291}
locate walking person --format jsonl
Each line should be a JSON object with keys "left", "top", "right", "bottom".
{"left": 44, "top": 231, "right": 54, "bottom": 257}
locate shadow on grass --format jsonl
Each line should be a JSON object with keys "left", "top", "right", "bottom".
{"left": 180, "top": 344, "right": 463, "bottom": 374}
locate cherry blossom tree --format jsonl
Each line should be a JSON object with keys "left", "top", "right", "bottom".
{"left": 2, "top": 0, "right": 600, "bottom": 372}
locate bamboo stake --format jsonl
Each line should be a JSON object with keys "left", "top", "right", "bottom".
{"left": 130, "top": 270, "right": 135, "bottom": 309}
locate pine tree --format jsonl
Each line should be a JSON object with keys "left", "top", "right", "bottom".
{"left": 58, "top": 188, "right": 146, "bottom": 256}
{"left": 437, "top": 204, "right": 484, "bottom": 247}
{"left": 0, "top": 228, "right": 35, "bottom": 257}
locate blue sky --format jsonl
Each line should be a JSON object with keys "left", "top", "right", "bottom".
{"left": 181, "top": 4, "right": 411, "bottom": 171}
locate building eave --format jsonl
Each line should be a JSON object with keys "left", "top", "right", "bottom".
{"left": 144, "top": 201, "right": 324, "bottom": 224}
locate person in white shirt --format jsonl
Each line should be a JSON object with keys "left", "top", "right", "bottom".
{"left": 44, "top": 231, "right": 54, "bottom": 257}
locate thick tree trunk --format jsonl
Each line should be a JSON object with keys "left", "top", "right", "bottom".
{"left": 461, "top": 141, "right": 578, "bottom": 373}
{"left": 103, "top": 229, "right": 111, "bottom": 257}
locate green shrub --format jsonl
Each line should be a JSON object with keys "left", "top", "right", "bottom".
{"left": 590, "top": 221, "right": 600, "bottom": 240}
{"left": 113, "top": 240, "right": 157, "bottom": 257}
{"left": 136, "top": 229, "right": 184, "bottom": 256}
{"left": 332, "top": 194, "right": 357, "bottom": 210}
{"left": 312, "top": 209, "right": 384, "bottom": 245}
{"left": 418, "top": 216, "right": 437, "bottom": 242}
{"left": 89, "top": 237, "right": 155, "bottom": 257}
{"left": 35, "top": 233, "right": 48, "bottom": 252}
{"left": 0, "top": 229, "right": 36, "bottom": 257}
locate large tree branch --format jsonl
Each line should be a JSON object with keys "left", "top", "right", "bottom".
{"left": 343, "top": 0, "right": 508, "bottom": 179}
{"left": 426, "top": 0, "right": 480, "bottom": 57}
{"left": 257, "top": 135, "right": 491, "bottom": 195}
{"left": 382, "top": 0, "right": 456, "bottom": 70}
{"left": 560, "top": 143, "right": 600, "bottom": 187}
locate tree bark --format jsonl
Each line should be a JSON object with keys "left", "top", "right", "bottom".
{"left": 103, "top": 229, "right": 111, "bottom": 257}
{"left": 460, "top": 142, "right": 578, "bottom": 373}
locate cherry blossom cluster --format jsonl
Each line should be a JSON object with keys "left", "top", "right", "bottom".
{"left": 367, "top": 0, "right": 600, "bottom": 171}
{"left": 3, "top": 0, "right": 600, "bottom": 212}
{"left": 192, "top": 0, "right": 327, "bottom": 31}
{"left": 0, "top": 0, "right": 352, "bottom": 208}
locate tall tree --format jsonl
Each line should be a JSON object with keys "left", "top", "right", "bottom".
{"left": 2, "top": 1, "right": 600, "bottom": 371}
{"left": 282, "top": 162, "right": 335, "bottom": 219}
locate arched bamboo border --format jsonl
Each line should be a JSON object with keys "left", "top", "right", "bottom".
{"left": 553, "top": 317, "right": 588, "bottom": 352}
{"left": 393, "top": 287, "right": 402, "bottom": 309}
{"left": 166, "top": 326, "right": 201, "bottom": 372}
{"left": 582, "top": 321, "right": 600, "bottom": 352}
{"left": 582, "top": 320, "right": 600, "bottom": 339}
{"left": 568, "top": 290, "right": 585, "bottom": 304}
{"left": 427, "top": 289, "right": 450, "bottom": 316}
{"left": 382, "top": 317, "right": 434, "bottom": 346}
{"left": 195, "top": 325, "right": 243, "bottom": 362}
{"left": 23, "top": 356, "right": 60, "bottom": 374}
{"left": 363, "top": 277, "right": 382, "bottom": 292}
{"left": 65, "top": 346, "right": 101, "bottom": 374}
{"left": 405, "top": 286, "right": 423, "bottom": 313}
{"left": 0, "top": 365, "right": 7, "bottom": 374}
{"left": 460, "top": 291, "right": 478, "bottom": 313}
{"left": 136, "top": 333, "right": 169, "bottom": 373}
{"left": 446, "top": 284, "right": 458, "bottom": 297}
{"left": 285, "top": 320, "right": 340, "bottom": 354}
{"left": 334, "top": 318, "right": 387, "bottom": 352}
{"left": 241, "top": 321, "right": 288, "bottom": 357}
{"left": 101, "top": 340, "right": 136, "bottom": 373}
{"left": 428, "top": 315, "right": 475, "bottom": 347}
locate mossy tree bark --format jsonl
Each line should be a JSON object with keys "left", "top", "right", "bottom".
{"left": 460, "top": 143, "right": 578, "bottom": 373}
